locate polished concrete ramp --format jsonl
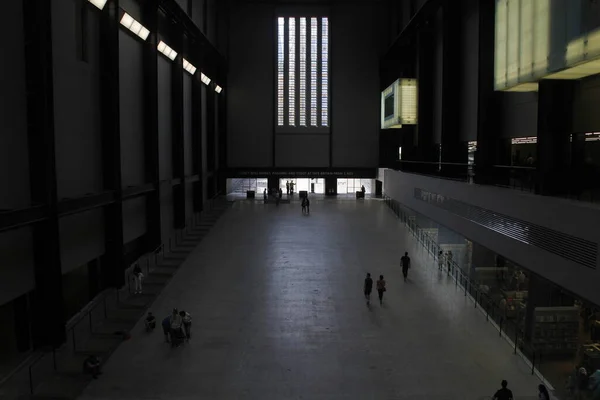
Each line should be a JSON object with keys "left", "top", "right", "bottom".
{"left": 78, "top": 199, "right": 543, "bottom": 400}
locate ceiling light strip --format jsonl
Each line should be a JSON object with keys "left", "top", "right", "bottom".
{"left": 157, "top": 40, "right": 177, "bottom": 61}
{"left": 120, "top": 13, "right": 150, "bottom": 41}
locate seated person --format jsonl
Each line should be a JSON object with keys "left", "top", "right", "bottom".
{"left": 83, "top": 355, "right": 102, "bottom": 379}
{"left": 145, "top": 312, "right": 156, "bottom": 331}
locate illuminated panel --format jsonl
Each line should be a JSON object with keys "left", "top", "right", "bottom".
{"left": 495, "top": 0, "right": 508, "bottom": 89}
{"left": 511, "top": 136, "right": 537, "bottom": 145}
{"left": 506, "top": 0, "right": 519, "bottom": 87}
{"left": 532, "top": 0, "right": 549, "bottom": 77}
{"left": 321, "top": 17, "right": 329, "bottom": 126}
{"left": 299, "top": 18, "right": 307, "bottom": 126}
{"left": 519, "top": 0, "right": 533, "bottom": 80}
{"left": 310, "top": 17, "right": 318, "bottom": 126}
{"left": 288, "top": 18, "right": 296, "bottom": 126}
{"left": 277, "top": 17, "right": 285, "bottom": 126}
{"left": 398, "top": 79, "right": 417, "bottom": 125}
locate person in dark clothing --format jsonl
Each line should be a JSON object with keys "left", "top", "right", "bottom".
{"left": 162, "top": 316, "right": 171, "bottom": 342}
{"left": 492, "top": 380, "right": 514, "bottom": 400}
{"left": 538, "top": 384, "right": 550, "bottom": 400}
{"left": 364, "top": 273, "right": 373, "bottom": 305}
{"left": 83, "top": 355, "right": 102, "bottom": 379}
{"left": 301, "top": 196, "right": 307, "bottom": 214}
{"left": 400, "top": 252, "right": 411, "bottom": 282}
{"left": 376, "top": 275, "right": 386, "bottom": 306}
{"left": 145, "top": 312, "right": 156, "bottom": 332}
{"left": 305, "top": 197, "right": 310, "bottom": 214}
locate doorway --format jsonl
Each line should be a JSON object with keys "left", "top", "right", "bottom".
{"left": 279, "top": 178, "right": 325, "bottom": 194}
{"left": 336, "top": 179, "right": 373, "bottom": 194}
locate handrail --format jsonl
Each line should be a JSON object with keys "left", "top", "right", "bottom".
{"left": 383, "top": 196, "right": 543, "bottom": 379}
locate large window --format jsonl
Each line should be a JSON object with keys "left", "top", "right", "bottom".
{"left": 277, "top": 17, "right": 329, "bottom": 128}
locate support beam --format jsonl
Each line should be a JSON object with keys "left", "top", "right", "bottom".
{"left": 100, "top": 0, "right": 125, "bottom": 289}
{"left": 23, "top": 0, "right": 65, "bottom": 348}
{"left": 192, "top": 74, "right": 204, "bottom": 212}
{"left": 143, "top": 0, "right": 162, "bottom": 251}
{"left": 171, "top": 24, "right": 186, "bottom": 229}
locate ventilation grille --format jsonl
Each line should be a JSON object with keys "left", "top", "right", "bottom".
{"left": 414, "top": 188, "right": 598, "bottom": 269}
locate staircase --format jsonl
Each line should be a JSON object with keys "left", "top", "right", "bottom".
{"left": 1, "top": 199, "right": 232, "bottom": 400}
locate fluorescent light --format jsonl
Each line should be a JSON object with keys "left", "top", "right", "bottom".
{"left": 215, "top": 85, "right": 223, "bottom": 93}
{"left": 88, "top": 0, "right": 107, "bottom": 10}
{"left": 157, "top": 40, "right": 177, "bottom": 61}
{"left": 120, "top": 13, "right": 150, "bottom": 41}
{"left": 182, "top": 58, "right": 197, "bottom": 75}
{"left": 200, "top": 73, "right": 211, "bottom": 85}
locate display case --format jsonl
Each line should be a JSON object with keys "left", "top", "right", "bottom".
{"left": 532, "top": 306, "right": 579, "bottom": 355}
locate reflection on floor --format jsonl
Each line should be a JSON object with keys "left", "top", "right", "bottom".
{"left": 78, "top": 199, "right": 545, "bottom": 400}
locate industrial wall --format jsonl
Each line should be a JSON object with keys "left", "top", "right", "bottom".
{"left": 0, "top": 0, "right": 221, "bottom": 359}
{"left": 227, "top": 0, "right": 387, "bottom": 169}
{"left": 384, "top": 168, "right": 600, "bottom": 306}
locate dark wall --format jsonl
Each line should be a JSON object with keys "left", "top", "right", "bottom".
{"left": 227, "top": 1, "right": 387, "bottom": 169}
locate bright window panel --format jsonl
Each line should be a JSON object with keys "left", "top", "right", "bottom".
{"left": 278, "top": 17, "right": 285, "bottom": 126}
{"left": 299, "top": 18, "right": 307, "bottom": 126}
{"left": 288, "top": 18, "right": 296, "bottom": 126}
{"left": 321, "top": 17, "right": 329, "bottom": 126}
{"left": 310, "top": 17, "right": 318, "bottom": 126}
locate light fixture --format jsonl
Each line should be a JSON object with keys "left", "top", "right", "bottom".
{"left": 182, "top": 58, "right": 197, "bottom": 75}
{"left": 200, "top": 73, "right": 211, "bottom": 86}
{"left": 120, "top": 13, "right": 150, "bottom": 41}
{"left": 157, "top": 40, "right": 177, "bottom": 61}
{"left": 215, "top": 85, "right": 223, "bottom": 94}
{"left": 88, "top": 0, "right": 107, "bottom": 10}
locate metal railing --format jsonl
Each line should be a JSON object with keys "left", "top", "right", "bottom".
{"left": 393, "top": 160, "right": 600, "bottom": 204}
{"left": 3, "top": 194, "right": 229, "bottom": 396}
{"left": 384, "top": 196, "right": 547, "bottom": 382}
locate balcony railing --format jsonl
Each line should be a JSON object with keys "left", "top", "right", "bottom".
{"left": 392, "top": 161, "right": 600, "bottom": 204}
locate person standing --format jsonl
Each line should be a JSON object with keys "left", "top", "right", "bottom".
{"left": 401, "top": 252, "right": 411, "bottom": 282}
{"left": 301, "top": 196, "right": 307, "bottom": 214}
{"left": 437, "top": 250, "right": 444, "bottom": 271}
{"left": 376, "top": 275, "right": 386, "bottom": 306}
{"left": 492, "top": 380, "right": 514, "bottom": 400}
{"left": 446, "top": 250, "right": 453, "bottom": 274}
{"left": 179, "top": 310, "right": 192, "bottom": 340}
{"left": 162, "top": 315, "right": 171, "bottom": 342}
{"left": 286, "top": 181, "right": 290, "bottom": 195}
{"left": 305, "top": 196, "right": 310, "bottom": 214}
{"left": 133, "top": 263, "right": 144, "bottom": 294}
{"left": 364, "top": 273, "right": 373, "bottom": 305}
{"left": 263, "top": 188, "right": 268, "bottom": 202}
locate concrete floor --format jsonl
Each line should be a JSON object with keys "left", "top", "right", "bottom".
{"left": 78, "top": 198, "right": 545, "bottom": 400}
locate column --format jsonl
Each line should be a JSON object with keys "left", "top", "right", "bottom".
{"left": 536, "top": 80, "right": 574, "bottom": 196}
{"left": 171, "top": 24, "right": 185, "bottom": 229}
{"left": 100, "top": 0, "right": 125, "bottom": 288}
{"left": 23, "top": 0, "right": 65, "bottom": 347}
{"left": 142, "top": 0, "right": 162, "bottom": 250}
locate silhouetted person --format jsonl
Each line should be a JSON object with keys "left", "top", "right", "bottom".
{"left": 364, "top": 273, "right": 373, "bottom": 305}
{"left": 305, "top": 196, "right": 310, "bottom": 214}
{"left": 492, "top": 380, "right": 513, "bottom": 400}
{"left": 376, "top": 275, "right": 386, "bottom": 305}
{"left": 83, "top": 355, "right": 102, "bottom": 379}
{"left": 401, "top": 252, "right": 411, "bottom": 282}
{"left": 179, "top": 310, "right": 192, "bottom": 340}
{"left": 538, "top": 384, "right": 550, "bottom": 400}
{"left": 286, "top": 181, "right": 290, "bottom": 195}
{"left": 263, "top": 188, "right": 268, "bottom": 202}
{"left": 145, "top": 312, "right": 156, "bottom": 332}
{"left": 361, "top": 185, "right": 365, "bottom": 193}
{"left": 301, "top": 196, "right": 307, "bottom": 214}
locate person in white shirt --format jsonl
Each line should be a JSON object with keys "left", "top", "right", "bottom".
{"left": 133, "top": 263, "right": 144, "bottom": 294}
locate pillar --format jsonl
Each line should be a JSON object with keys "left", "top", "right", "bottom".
{"left": 536, "top": 80, "right": 574, "bottom": 196}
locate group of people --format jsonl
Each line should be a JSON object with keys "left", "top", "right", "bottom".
{"left": 491, "top": 380, "right": 551, "bottom": 400}
{"left": 144, "top": 309, "right": 192, "bottom": 348}
{"left": 436, "top": 249, "right": 453, "bottom": 272}
{"left": 362, "top": 252, "right": 412, "bottom": 306}
{"left": 285, "top": 180, "right": 295, "bottom": 195}
{"left": 566, "top": 366, "right": 600, "bottom": 400}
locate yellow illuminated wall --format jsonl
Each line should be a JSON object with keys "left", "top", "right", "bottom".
{"left": 495, "top": 0, "right": 600, "bottom": 91}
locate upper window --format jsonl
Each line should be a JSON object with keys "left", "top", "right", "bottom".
{"left": 277, "top": 17, "right": 329, "bottom": 128}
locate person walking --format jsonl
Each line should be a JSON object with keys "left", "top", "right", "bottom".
{"left": 162, "top": 315, "right": 171, "bottom": 342}
{"left": 400, "top": 252, "right": 411, "bottom": 282}
{"left": 492, "top": 380, "right": 514, "bottom": 400}
{"left": 305, "top": 196, "right": 310, "bottom": 214}
{"left": 437, "top": 250, "right": 444, "bottom": 271}
{"left": 133, "top": 263, "right": 144, "bottom": 294}
{"left": 301, "top": 196, "right": 307, "bottom": 214}
{"left": 376, "top": 275, "right": 386, "bottom": 306}
{"left": 446, "top": 250, "right": 453, "bottom": 274}
{"left": 538, "top": 384, "right": 550, "bottom": 400}
{"left": 364, "top": 273, "right": 373, "bottom": 305}
{"left": 286, "top": 181, "right": 290, "bottom": 195}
